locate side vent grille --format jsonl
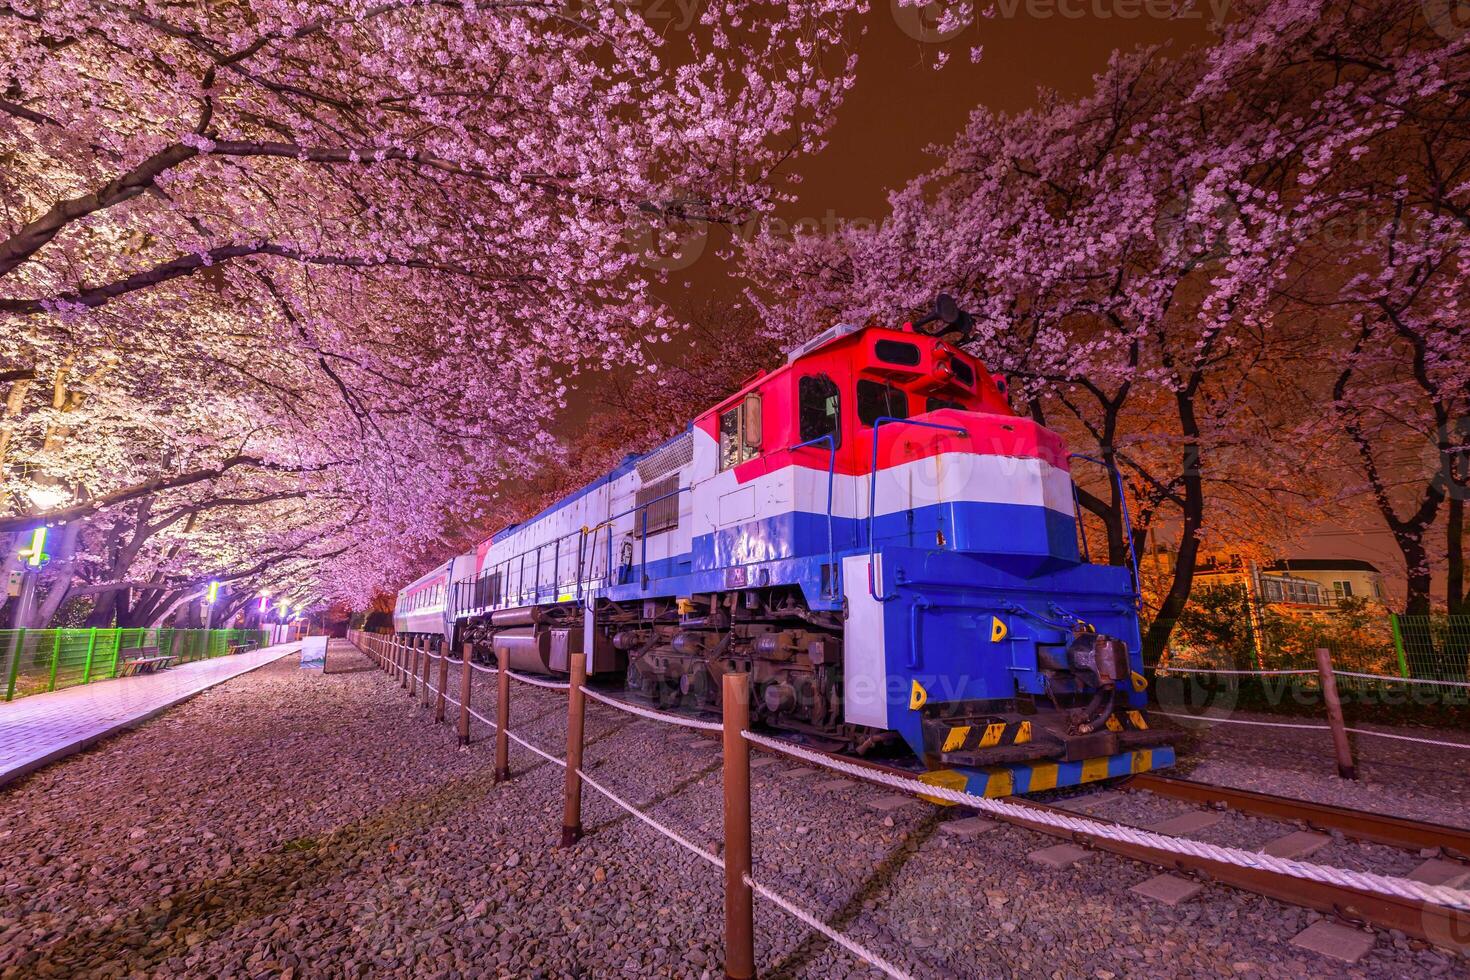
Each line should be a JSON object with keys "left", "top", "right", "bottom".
{"left": 634, "top": 475, "right": 681, "bottom": 537}
{"left": 636, "top": 432, "right": 694, "bottom": 481}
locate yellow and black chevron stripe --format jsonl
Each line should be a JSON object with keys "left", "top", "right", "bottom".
{"left": 937, "top": 719, "right": 1033, "bottom": 754}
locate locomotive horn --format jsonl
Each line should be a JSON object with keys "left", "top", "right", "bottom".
{"left": 912, "top": 292, "right": 976, "bottom": 343}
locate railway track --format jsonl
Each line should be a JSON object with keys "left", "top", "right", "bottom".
{"left": 604, "top": 691, "right": 1469, "bottom": 953}
{"left": 753, "top": 739, "right": 1470, "bottom": 953}
{"left": 1125, "top": 772, "right": 1470, "bottom": 857}
{"left": 1005, "top": 794, "right": 1469, "bottom": 951}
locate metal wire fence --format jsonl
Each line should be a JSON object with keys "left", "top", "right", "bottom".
{"left": 1164, "top": 612, "right": 1469, "bottom": 684}
{"left": 1, "top": 628, "right": 269, "bottom": 701}
{"left": 1391, "top": 614, "right": 1470, "bottom": 681}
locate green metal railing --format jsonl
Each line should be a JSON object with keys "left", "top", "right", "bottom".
{"left": 1, "top": 628, "right": 269, "bottom": 702}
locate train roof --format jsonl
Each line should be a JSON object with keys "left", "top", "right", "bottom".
{"left": 485, "top": 425, "right": 693, "bottom": 546}
{"left": 477, "top": 321, "right": 977, "bottom": 552}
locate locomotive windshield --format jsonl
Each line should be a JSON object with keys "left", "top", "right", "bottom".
{"left": 856, "top": 379, "right": 910, "bottom": 425}
{"left": 798, "top": 374, "right": 842, "bottom": 446}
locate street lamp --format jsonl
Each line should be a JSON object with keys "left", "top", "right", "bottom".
{"left": 17, "top": 526, "right": 48, "bottom": 567}
{"left": 7, "top": 527, "right": 50, "bottom": 631}
{"left": 203, "top": 579, "right": 221, "bottom": 630}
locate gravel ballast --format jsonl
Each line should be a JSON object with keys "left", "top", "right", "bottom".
{"left": 0, "top": 642, "right": 1463, "bottom": 977}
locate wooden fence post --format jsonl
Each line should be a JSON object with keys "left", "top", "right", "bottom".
{"left": 1316, "top": 647, "right": 1357, "bottom": 780}
{"left": 495, "top": 645, "right": 511, "bottom": 782}
{"left": 436, "top": 643, "right": 449, "bottom": 722}
{"left": 459, "top": 642, "right": 473, "bottom": 745}
{"left": 421, "top": 639, "right": 433, "bottom": 706}
{"left": 722, "top": 672, "right": 756, "bottom": 980}
{"left": 561, "top": 652, "right": 588, "bottom": 847}
{"left": 405, "top": 640, "right": 415, "bottom": 693}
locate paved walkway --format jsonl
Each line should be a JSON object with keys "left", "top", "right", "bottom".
{"left": 0, "top": 642, "right": 301, "bottom": 788}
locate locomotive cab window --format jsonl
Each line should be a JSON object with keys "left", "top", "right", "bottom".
{"left": 857, "top": 379, "right": 909, "bottom": 427}
{"left": 719, "top": 393, "right": 763, "bottom": 470}
{"left": 798, "top": 374, "right": 841, "bottom": 447}
{"left": 874, "top": 339, "right": 921, "bottom": 367}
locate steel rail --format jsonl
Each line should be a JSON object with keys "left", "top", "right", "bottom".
{"left": 1001, "top": 794, "right": 1469, "bottom": 950}
{"left": 780, "top": 741, "right": 1469, "bottom": 951}
{"left": 1125, "top": 772, "right": 1470, "bottom": 857}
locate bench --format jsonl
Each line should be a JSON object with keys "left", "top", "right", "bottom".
{"left": 116, "top": 647, "right": 178, "bottom": 677}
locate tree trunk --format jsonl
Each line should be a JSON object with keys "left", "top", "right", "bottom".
{"left": 1140, "top": 484, "right": 1203, "bottom": 665}
{"left": 1448, "top": 485, "right": 1465, "bottom": 617}
{"left": 31, "top": 521, "right": 81, "bottom": 628}
{"left": 1141, "top": 393, "right": 1206, "bottom": 666}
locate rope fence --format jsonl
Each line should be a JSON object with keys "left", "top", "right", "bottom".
{"left": 1156, "top": 666, "right": 1317, "bottom": 676}
{"left": 741, "top": 731, "right": 1470, "bottom": 912}
{"left": 580, "top": 685, "right": 724, "bottom": 732}
{"left": 345, "top": 631, "right": 1470, "bottom": 970}
{"left": 1157, "top": 710, "right": 1470, "bottom": 751}
{"left": 1156, "top": 647, "right": 1470, "bottom": 775}
{"left": 504, "top": 669, "right": 570, "bottom": 691}
{"left": 1157, "top": 664, "right": 1470, "bottom": 688}
{"left": 346, "top": 631, "right": 922, "bottom": 978}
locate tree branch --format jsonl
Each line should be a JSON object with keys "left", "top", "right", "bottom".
{"left": 0, "top": 243, "right": 504, "bottom": 314}
{"left": 0, "top": 455, "right": 333, "bottom": 532}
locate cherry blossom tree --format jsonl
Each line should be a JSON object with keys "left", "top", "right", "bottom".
{"left": 742, "top": 0, "right": 1463, "bottom": 659}
{"left": 1251, "top": 4, "right": 1470, "bottom": 618}
{"left": 0, "top": 0, "right": 866, "bottom": 620}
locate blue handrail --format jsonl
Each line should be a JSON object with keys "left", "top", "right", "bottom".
{"left": 465, "top": 484, "right": 692, "bottom": 611}
{"left": 1069, "top": 452, "right": 1141, "bottom": 607}
{"left": 789, "top": 432, "right": 840, "bottom": 597}
{"left": 866, "top": 417, "right": 969, "bottom": 601}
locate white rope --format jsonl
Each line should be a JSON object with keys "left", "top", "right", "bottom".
{"left": 741, "top": 731, "right": 1470, "bottom": 911}
{"left": 570, "top": 766, "right": 909, "bottom": 980}
{"left": 1158, "top": 666, "right": 1470, "bottom": 689}
{"left": 745, "top": 874, "right": 914, "bottom": 980}
{"left": 419, "top": 680, "right": 465, "bottom": 710}
{"left": 580, "top": 686, "right": 724, "bottom": 732}
{"left": 505, "top": 669, "right": 570, "bottom": 690}
{"left": 469, "top": 661, "right": 499, "bottom": 675}
{"left": 1156, "top": 710, "right": 1470, "bottom": 750}
{"left": 574, "top": 766, "right": 724, "bottom": 868}
{"left": 1155, "top": 711, "right": 1333, "bottom": 732}
{"left": 1156, "top": 667, "right": 1316, "bottom": 676}
{"left": 1335, "top": 670, "right": 1470, "bottom": 689}
{"left": 1344, "top": 727, "right": 1470, "bottom": 750}
{"left": 355, "top": 636, "right": 932, "bottom": 980}
{"left": 504, "top": 727, "right": 567, "bottom": 768}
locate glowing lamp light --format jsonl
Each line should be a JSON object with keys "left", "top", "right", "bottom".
{"left": 206, "top": 580, "right": 221, "bottom": 604}
{"left": 258, "top": 595, "right": 270, "bottom": 612}
{"left": 17, "top": 526, "right": 48, "bottom": 568}
{"left": 24, "top": 485, "right": 69, "bottom": 511}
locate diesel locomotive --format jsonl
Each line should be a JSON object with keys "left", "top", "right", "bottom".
{"left": 394, "top": 308, "right": 1174, "bottom": 797}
